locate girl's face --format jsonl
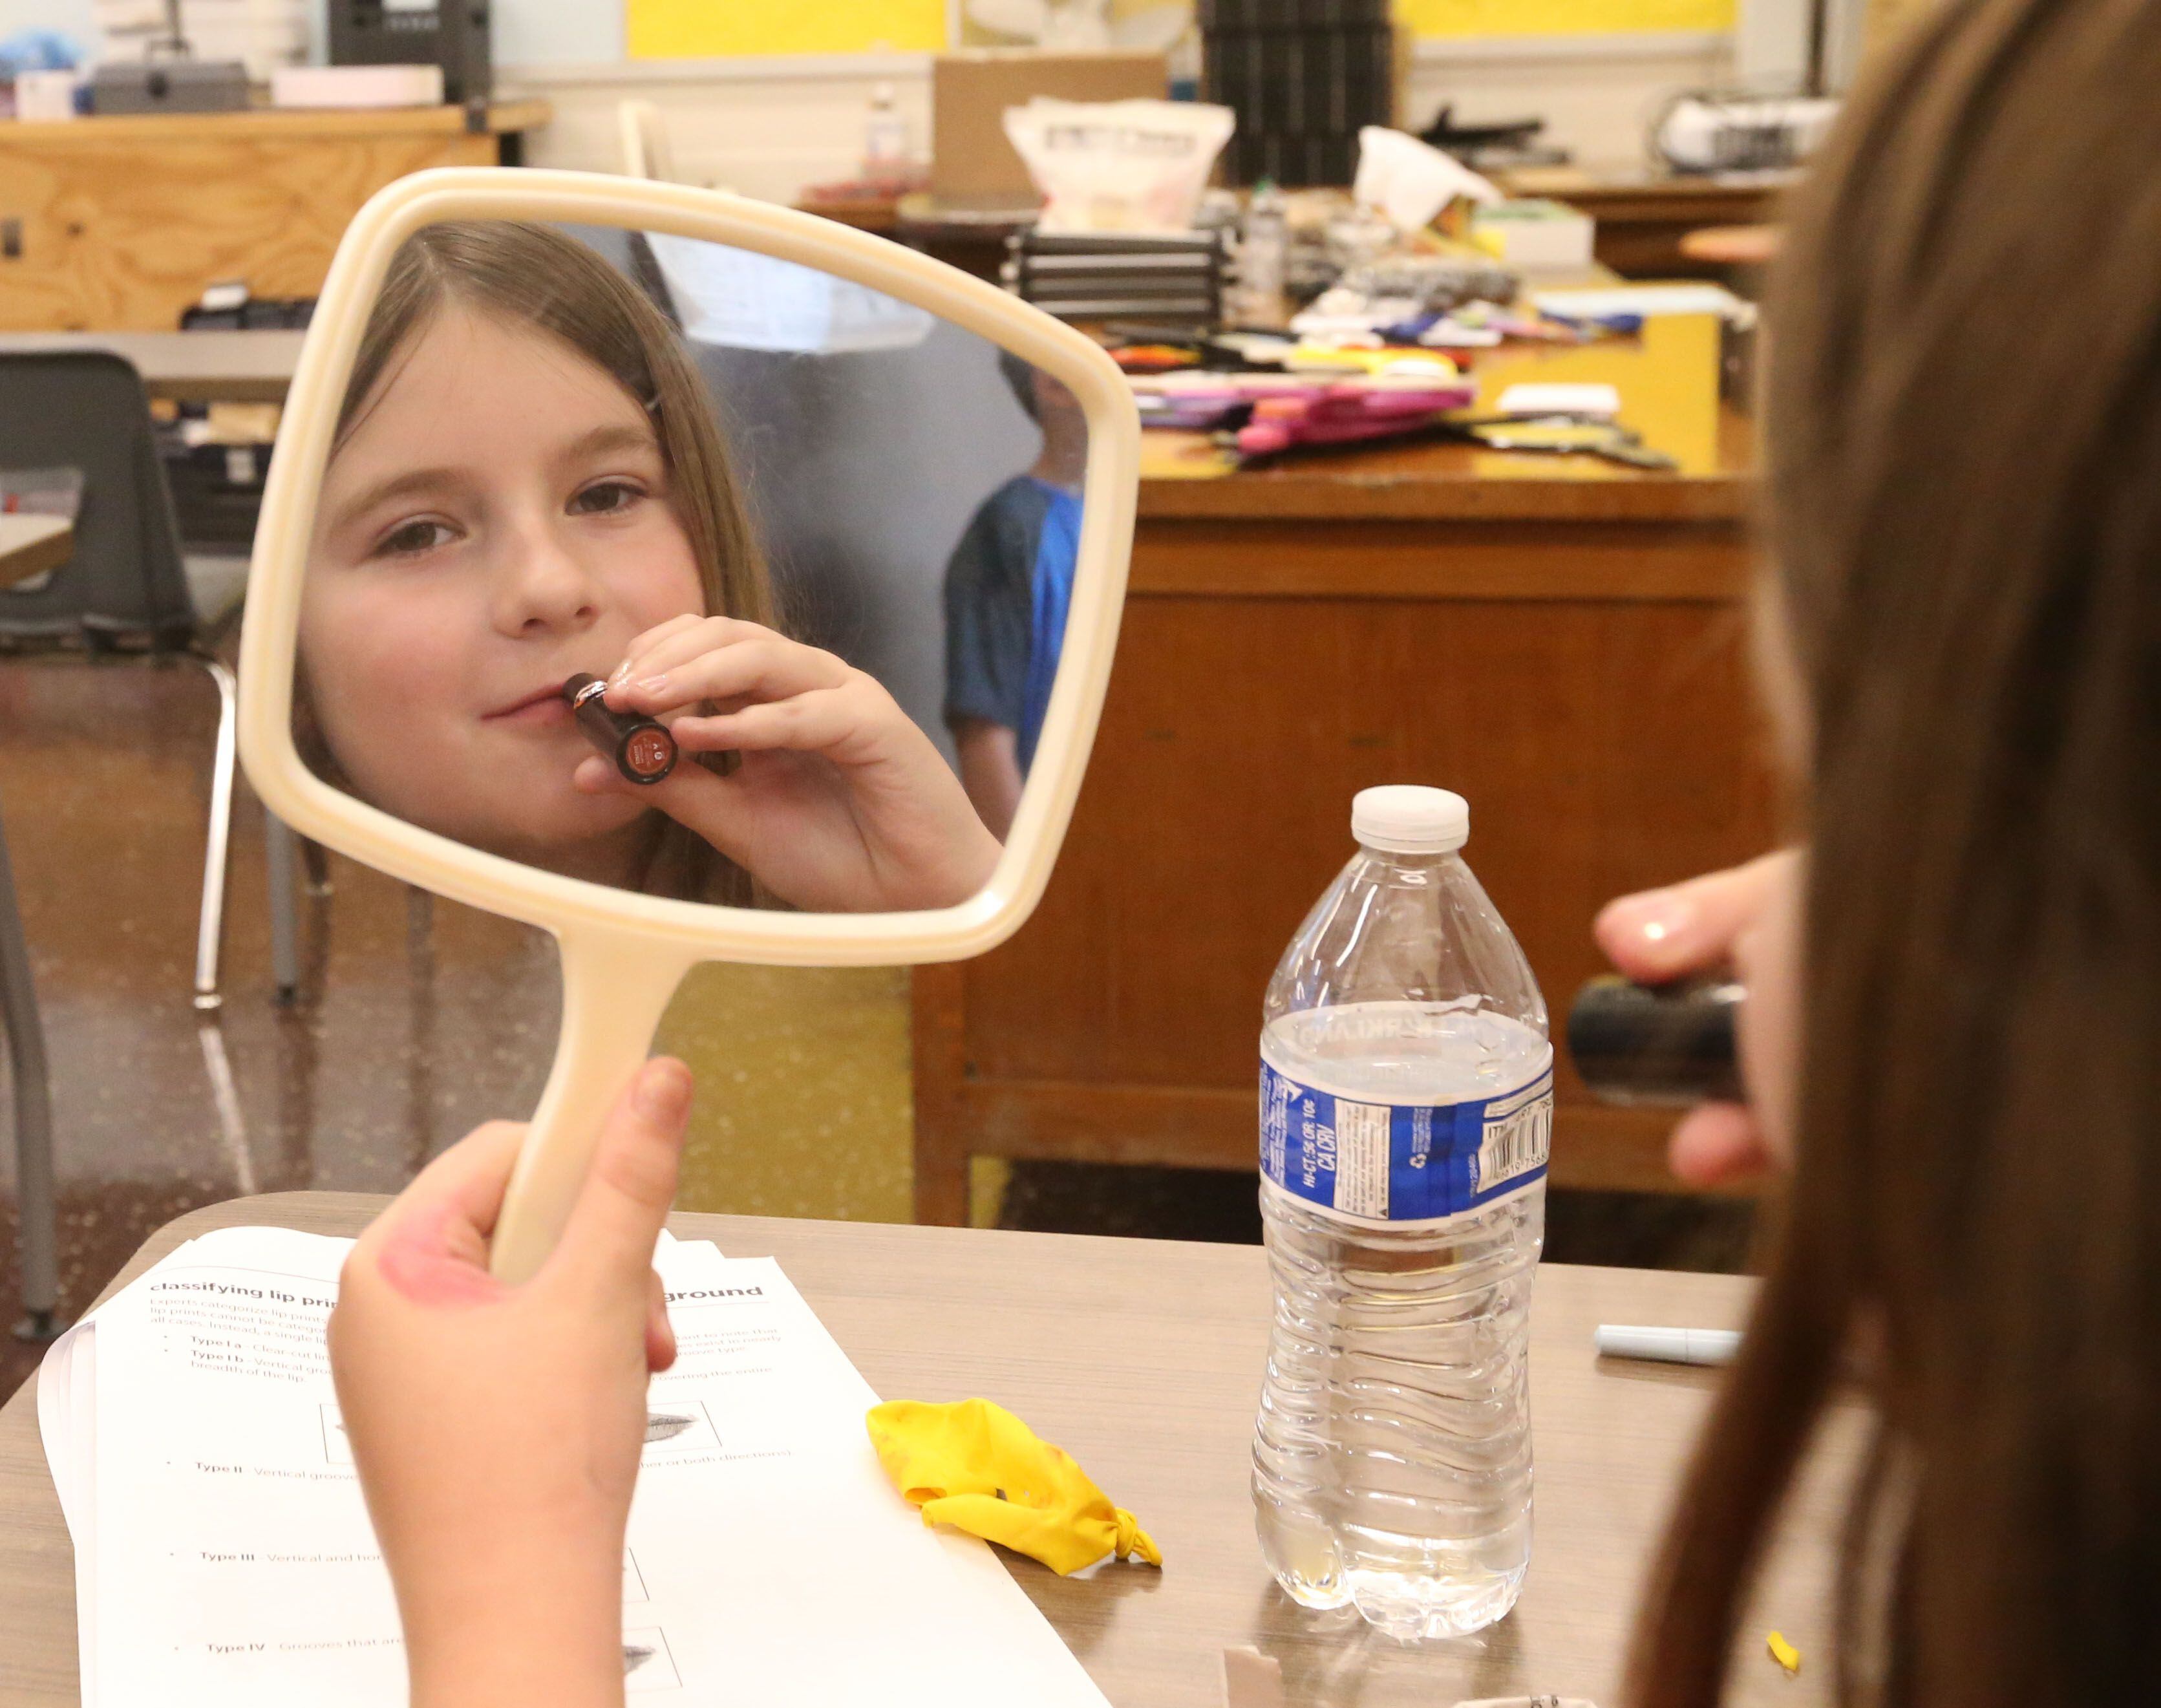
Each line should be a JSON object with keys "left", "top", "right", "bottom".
{"left": 303, "top": 304, "right": 705, "bottom": 874}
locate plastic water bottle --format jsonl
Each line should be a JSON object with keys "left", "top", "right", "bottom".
{"left": 1252, "top": 785, "right": 1553, "bottom": 1640}
{"left": 863, "top": 81, "right": 908, "bottom": 175}
{"left": 1239, "top": 179, "right": 1288, "bottom": 321}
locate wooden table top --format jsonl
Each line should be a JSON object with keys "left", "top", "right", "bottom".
{"left": 0, "top": 1191, "right": 1855, "bottom": 1707}
{"left": 0, "top": 100, "right": 552, "bottom": 146}
{"left": 1681, "top": 225, "right": 1783, "bottom": 268}
{"left": 0, "top": 330, "right": 304, "bottom": 403}
{"left": 1495, "top": 166, "right": 1798, "bottom": 217}
{"left": 1138, "top": 312, "right": 1754, "bottom": 526}
{"left": 0, "top": 516, "right": 71, "bottom": 589}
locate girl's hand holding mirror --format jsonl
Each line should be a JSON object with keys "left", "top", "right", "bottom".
{"left": 329, "top": 1059, "right": 692, "bottom": 1708}
{"left": 582, "top": 615, "right": 1003, "bottom": 912}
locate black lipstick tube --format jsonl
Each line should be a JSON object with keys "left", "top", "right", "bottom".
{"left": 1566, "top": 974, "right": 1744, "bottom": 1107}
{"left": 562, "top": 673, "right": 677, "bottom": 785}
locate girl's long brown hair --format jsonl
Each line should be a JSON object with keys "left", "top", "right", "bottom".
{"left": 314, "top": 220, "right": 776, "bottom": 903}
{"left": 1627, "top": 3, "right": 2161, "bottom": 1704}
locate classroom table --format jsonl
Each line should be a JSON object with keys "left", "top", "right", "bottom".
{"left": 0, "top": 330, "right": 304, "bottom": 405}
{"left": 915, "top": 310, "right": 1773, "bottom": 1220}
{"left": 0, "top": 1191, "right": 1856, "bottom": 1707}
{"left": 1679, "top": 226, "right": 1783, "bottom": 270}
{"left": 0, "top": 515, "right": 74, "bottom": 589}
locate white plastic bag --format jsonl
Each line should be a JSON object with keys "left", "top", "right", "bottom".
{"left": 1352, "top": 126, "right": 1502, "bottom": 232}
{"left": 1004, "top": 98, "right": 1235, "bottom": 235}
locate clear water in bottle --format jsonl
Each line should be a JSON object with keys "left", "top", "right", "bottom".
{"left": 1253, "top": 785, "right": 1552, "bottom": 1641}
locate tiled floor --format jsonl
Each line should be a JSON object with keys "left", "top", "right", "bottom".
{"left": 0, "top": 651, "right": 1756, "bottom": 1406}
{"left": 0, "top": 651, "right": 560, "bottom": 1397}
{"left": 0, "top": 650, "right": 922, "bottom": 1400}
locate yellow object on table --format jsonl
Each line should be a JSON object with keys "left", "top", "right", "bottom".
{"left": 866, "top": 1398, "right": 1162, "bottom": 1576}
{"left": 1767, "top": 1629, "right": 1802, "bottom": 1674}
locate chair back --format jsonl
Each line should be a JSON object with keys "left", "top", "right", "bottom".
{"left": 0, "top": 351, "right": 195, "bottom": 649}
{"left": 618, "top": 100, "right": 676, "bottom": 182}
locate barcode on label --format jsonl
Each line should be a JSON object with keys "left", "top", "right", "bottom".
{"left": 1475, "top": 1080, "right": 1553, "bottom": 1193}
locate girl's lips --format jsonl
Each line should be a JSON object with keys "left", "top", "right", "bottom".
{"left": 484, "top": 686, "right": 575, "bottom": 726}
{"left": 496, "top": 698, "right": 573, "bottom": 728}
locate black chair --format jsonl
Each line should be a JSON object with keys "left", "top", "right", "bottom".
{"left": 0, "top": 349, "right": 294, "bottom": 1009}
{"left": 0, "top": 799, "right": 57, "bottom": 1339}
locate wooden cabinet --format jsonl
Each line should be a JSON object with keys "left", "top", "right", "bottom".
{"left": 0, "top": 102, "right": 549, "bottom": 331}
{"left": 914, "top": 316, "right": 1776, "bottom": 1221}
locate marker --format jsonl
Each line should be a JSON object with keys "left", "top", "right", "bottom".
{"left": 562, "top": 672, "right": 677, "bottom": 785}
{"left": 1594, "top": 1324, "right": 1741, "bottom": 1366}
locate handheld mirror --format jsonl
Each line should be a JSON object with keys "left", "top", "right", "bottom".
{"left": 236, "top": 169, "right": 1138, "bottom": 1280}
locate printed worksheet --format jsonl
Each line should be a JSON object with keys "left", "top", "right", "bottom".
{"left": 41, "top": 1226, "right": 1107, "bottom": 1707}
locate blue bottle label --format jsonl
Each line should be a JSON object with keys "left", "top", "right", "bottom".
{"left": 1259, "top": 1054, "right": 1554, "bottom": 1223}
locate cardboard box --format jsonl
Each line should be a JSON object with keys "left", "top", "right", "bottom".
{"left": 1472, "top": 198, "right": 1597, "bottom": 272}
{"left": 931, "top": 50, "right": 1169, "bottom": 208}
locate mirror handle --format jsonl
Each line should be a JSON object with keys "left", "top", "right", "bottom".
{"left": 489, "top": 925, "right": 697, "bottom": 1284}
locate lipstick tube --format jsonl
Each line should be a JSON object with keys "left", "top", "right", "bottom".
{"left": 1566, "top": 974, "right": 1743, "bottom": 1106}
{"left": 562, "top": 673, "right": 677, "bottom": 785}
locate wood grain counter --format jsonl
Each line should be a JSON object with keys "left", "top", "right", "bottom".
{"left": 916, "top": 314, "right": 1776, "bottom": 1217}
{"left": 1496, "top": 167, "right": 1796, "bottom": 279}
{"left": 0, "top": 1191, "right": 1854, "bottom": 1707}
{"left": 0, "top": 102, "right": 551, "bottom": 332}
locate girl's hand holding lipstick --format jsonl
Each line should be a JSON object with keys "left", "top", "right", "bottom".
{"left": 577, "top": 615, "right": 1004, "bottom": 912}
{"left": 1593, "top": 849, "right": 1803, "bottom": 1188}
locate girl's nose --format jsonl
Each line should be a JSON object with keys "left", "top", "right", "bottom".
{"left": 491, "top": 519, "right": 599, "bottom": 637}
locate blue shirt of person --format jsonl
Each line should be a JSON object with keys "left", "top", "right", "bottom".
{"left": 941, "top": 475, "right": 1081, "bottom": 774}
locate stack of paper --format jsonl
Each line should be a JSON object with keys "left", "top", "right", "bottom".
{"left": 39, "top": 1224, "right": 1109, "bottom": 1706}
{"left": 1528, "top": 283, "right": 1754, "bottom": 325}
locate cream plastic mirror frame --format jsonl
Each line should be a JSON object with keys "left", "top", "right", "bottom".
{"left": 237, "top": 169, "right": 1139, "bottom": 1279}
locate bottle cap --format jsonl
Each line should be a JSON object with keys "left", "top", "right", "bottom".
{"left": 1350, "top": 785, "right": 1468, "bottom": 854}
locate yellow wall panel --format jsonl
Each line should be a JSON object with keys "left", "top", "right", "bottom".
{"left": 628, "top": 0, "right": 1732, "bottom": 57}
{"left": 1397, "top": 0, "right": 1736, "bottom": 33}
{"left": 629, "top": 0, "right": 948, "bottom": 59}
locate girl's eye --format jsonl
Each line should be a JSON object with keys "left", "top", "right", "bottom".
{"left": 572, "top": 480, "right": 645, "bottom": 516}
{"left": 377, "top": 519, "right": 456, "bottom": 558}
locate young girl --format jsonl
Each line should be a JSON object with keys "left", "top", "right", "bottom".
{"left": 301, "top": 220, "right": 1001, "bottom": 913}
{"left": 1604, "top": 3, "right": 2161, "bottom": 1703}
{"left": 330, "top": 1, "right": 2161, "bottom": 1698}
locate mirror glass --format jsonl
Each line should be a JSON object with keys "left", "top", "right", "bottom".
{"left": 297, "top": 218, "right": 1090, "bottom": 914}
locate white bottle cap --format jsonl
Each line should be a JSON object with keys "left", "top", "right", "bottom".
{"left": 1350, "top": 785, "right": 1469, "bottom": 854}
